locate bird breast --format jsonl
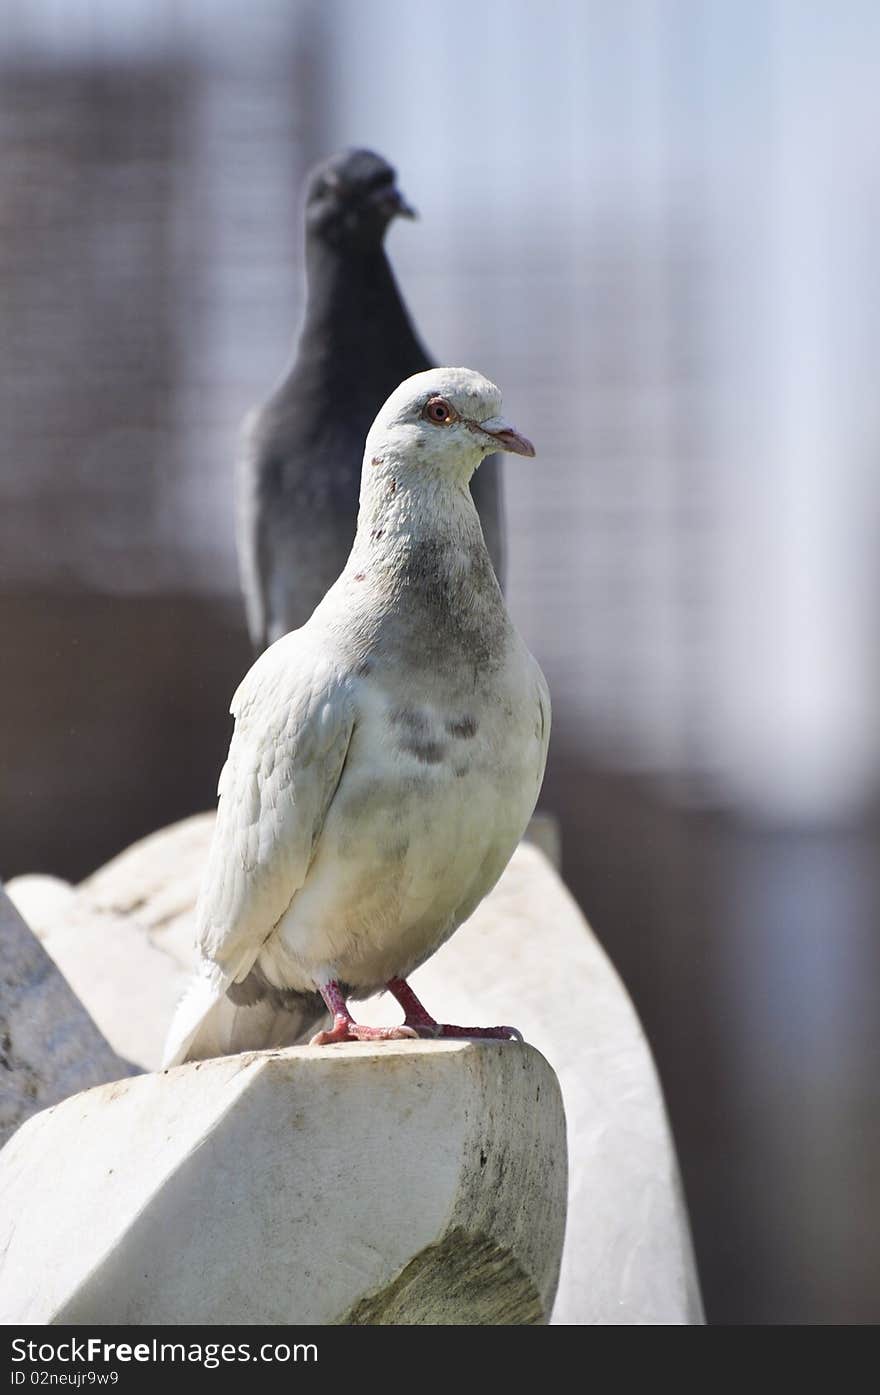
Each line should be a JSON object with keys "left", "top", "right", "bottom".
{"left": 264, "top": 645, "right": 545, "bottom": 996}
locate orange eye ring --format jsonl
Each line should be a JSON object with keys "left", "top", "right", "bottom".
{"left": 422, "top": 396, "right": 456, "bottom": 425}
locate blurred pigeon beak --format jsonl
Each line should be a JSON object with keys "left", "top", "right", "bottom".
{"left": 475, "top": 416, "right": 536, "bottom": 457}
{"left": 377, "top": 186, "right": 417, "bottom": 220}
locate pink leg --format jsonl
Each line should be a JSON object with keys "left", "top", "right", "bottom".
{"left": 386, "top": 977, "right": 522, "bottom": 1042}
{"left": 309, "top": 979, "right": 418, "bottom": 1046}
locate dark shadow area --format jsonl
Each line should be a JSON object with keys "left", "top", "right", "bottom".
{"left": 1, "top": 590, "right": 251, "bottom": 881}
{"left": 545, "top": 744, "right": 880, "bottom": 1323}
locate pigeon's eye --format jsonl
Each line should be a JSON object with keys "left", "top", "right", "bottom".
{"left": 423, "top": 397, "right": 456, "bottom": 425}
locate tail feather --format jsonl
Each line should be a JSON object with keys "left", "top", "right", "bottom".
{"left": 162, "top": 965, "right": 228, "bottom": 1067}
{"left": 163, "top": 968, "right": 327, "bottom": 1067}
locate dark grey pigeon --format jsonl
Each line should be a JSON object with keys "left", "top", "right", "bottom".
{"left": 236, "top": 148, "right": 505, "bottom": 650}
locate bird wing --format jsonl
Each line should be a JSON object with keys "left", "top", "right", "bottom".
{"left": 534, "top": 662, "right": 552, "bottom": 790}
{"left": 235, "top": 408, "right": 272, "bottom": 650}
{"left": 196, "top": 629, "right": 356, "bottom": 981}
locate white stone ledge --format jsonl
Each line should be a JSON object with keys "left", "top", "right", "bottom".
{"left": 0, "top": 1040, "right": 566, "bottom": 1326}
{"left": 0, "top": 887, "right": 133, "bottom": 1148}
{"left": 6, "top": 813, "right": 704, "bottom": 1324}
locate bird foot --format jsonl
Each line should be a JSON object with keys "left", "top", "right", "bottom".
{"left": 407, "top": 1022, "right": 523, "bottom": 1042}
{"left": 383, "top": 977, "right": 522, "bottom": 1042}
{"left": 310, "top": 1013, "right": 419, "bottom": 1046}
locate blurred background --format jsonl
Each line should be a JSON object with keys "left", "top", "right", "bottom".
{"left": 2, "top": 0, "right": 879, "bottom": 1323}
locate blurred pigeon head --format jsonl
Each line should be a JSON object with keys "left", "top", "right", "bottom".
{"left": 305, "top": 148, "right": 416, "bottom": 248}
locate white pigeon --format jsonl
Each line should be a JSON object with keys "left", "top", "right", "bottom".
{"left": 164, "top": 368, "right": 550, "bottom": 1065}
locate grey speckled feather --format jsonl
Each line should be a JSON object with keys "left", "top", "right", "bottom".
{"left": 165, "top": 368, "right": 546, "bottom": 1065}
{"left": 236, "top": 149, "right": 505, "bottom": 650}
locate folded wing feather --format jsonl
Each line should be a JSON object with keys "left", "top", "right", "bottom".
{"left": 163, "top": 630, "right": 355, "bottom": 1065}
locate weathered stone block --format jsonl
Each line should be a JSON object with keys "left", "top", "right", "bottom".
{"left": 0, "top": 1041, "right": 566, "bottom": 1325}
{"left": 0, "top": 887, "right": 133, "bottom": 1149}
{"left": 6, "top": 815, "right": 704, "bottom": 1323}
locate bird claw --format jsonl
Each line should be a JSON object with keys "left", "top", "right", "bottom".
{"left": 408, "top": 1023, "right": 523, "bottom": 1043}
{"left": 310, "top": 1015, "right": 419, "bottom": 1046}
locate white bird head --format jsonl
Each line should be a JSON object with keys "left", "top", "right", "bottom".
{"left": 364, "top": 368, "right": 535, "bottom": 487}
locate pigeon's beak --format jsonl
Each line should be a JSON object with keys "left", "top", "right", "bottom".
{"left": 474, "top": 416, "right": 536, "bottom": 458}
{"left": 377, "top": 185, "right": 417, "bottom": 220}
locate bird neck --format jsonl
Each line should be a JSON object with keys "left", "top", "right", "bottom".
{"left": 347, "top": 465, "right": 501, "bottom": 609}
{"left": 340, "top": 469, "right": 506, "bottom": 667}
{"left": 301, "top": 240, "right": 426, "bottom": 363}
